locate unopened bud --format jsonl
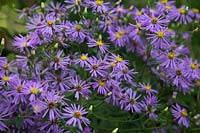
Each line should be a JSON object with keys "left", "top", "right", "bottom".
{"left": 84, "top": 7, "right": 88, "bottom": 14}
{"left": 1, "top": 38, "right": 5, "bottom": 45}
{"left": 129, "top": 5, "right": 134, "bottom": 10}
{"left": 112, "top": 128, "right": 119, "bottom": 133}
{"left": 172, "top": 91, "right": 177, "bottom": 99}
{"left": 89, "top": 105, "right": 93, "bottom": 111}
{"left": 164, "top": 107, "right": 168, "bottom": 111}
{"left": 106, "top": 92, "right": 112, "bottom": 97}
{"left": 98, "top": 34, "right": 102, "bottom": 40}
{"left": 41, "top": 2, "right": 45, "bottom": 9}
{"left": 54, "top": 43, "right": 59, "bottom": 48}
{"left": 31, "top": 50, "right": 35, "bottom": 55}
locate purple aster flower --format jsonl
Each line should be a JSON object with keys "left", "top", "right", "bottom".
{"left": 182, "top": 58, "right": 200, "bottom": 80}
{"left": 0, "top": 74, "right": 16, "bottom": 86}
{"left": 108, "top": 26, "right": 129, "bottom": 47}
{"left": 168, "top": 5, "right": 193, "bottom": 24}
{"left": 75, "top": 53, "right": 89, "bottom": 67}
{"left": 17, "top": 5, "right": 39, "bottom": 19}
{"left": 46, "top": 2, "right": 66, "bottom": 18}
{"left": 128, "top": 23, "right": 143, "bottom": 43}
{"left": 0, "top": 57, "right": 16, "bottom": 74}
{"left": 107, "top": 54, "right": 128, "bottom": 70}
{"left": 87, "top": 38, "right": 109, "bottom": 54}
{"left": 90, "top": 78, "right": 110, "bottom": 95}
{"left": 140, "top": 11, "right": 169, "bottom": 31}
{"left": 138, "top": 83, "right": 158, "bottom": 94}
{"left": 41, "top": 91, "right": 64, "bottom": 121}
{"left": 65, "top": 0, "right": 84, "bottom": 14}
{"left": 26, "top": 14, "right": 44, "bottom": 31}
{"left": 62, "top": 104, "right": 90, "bottom": 131}
{"left": 166, "top": 64, "right": 192, "bottom": 93}
{"left": 171, "top": 103, "right": 190, "bottom": 128}
{"left": 13, "top": 34, "right": 34, "bottom": 52}
{"left": 7, "top": 77, "right": 26, "bottom": 104}
{"left": 23, "top": 81, "right": 43, "bottom": 101}
{"left": 86, "top": 0, "right": 110, "bottom": 14}
{"left": 65, "top": 21, "right": 89, "bottom": 43}
{"left": 69, "top": 76, "right": 90, "bottom": 100}
{"left": 0, "top": 109, "right": 13, "bottom": 131}
{"left": 86, "top": 56, "right": 107, "bottom": 77}
{"left": 147, "top": 27, "right": 171, "bottom": 49}
{"left": 110, "top": 5, "right": 128, "bottom": 18}
{"left": 40, "top": 14, "right": 59, "bottom": 37}
{"left": 132, "top": 7, "right": 143, "bottom": 21}
{"left": 157, "top": 51, "right": 181, "bottom": 69}
{"left": 121, "top": 88, "right": 142, "bottom": 113}
{"left": 99, "top": 19, "right": 112, "bottom": 32}
{"left": 50, "top": 50, "right": 70, "bottom": 70}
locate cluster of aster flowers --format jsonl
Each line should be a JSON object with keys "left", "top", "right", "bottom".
{"left": 0, "top": 0, "right": 200, "bottom": 132}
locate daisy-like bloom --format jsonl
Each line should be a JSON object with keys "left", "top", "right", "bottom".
{"left": 62, "top": 104, "right": 90, "bottom": 131}
{"left": 171, "top": 103, "right": 190, "bottom": 128}
{"left": 17, "top": 5, "right": 39, "bottom": 19}
{"left": 7, "top": 77, "right": 26, "bottom": 104}
{"left": 168, "top": 5, "right": 193, "bottom": 24}
{"left": 0, "top": 108, "right": 13, "bottom": 131}
{"left": 147, "top": 27, "right": 171, "bottom": 49}
{"left": 65, "top": 0, "right": 83, "bottom": 14}
{"left": 0, "top": 57, "right": 16, "bottom": 74}
{"left": 69, "top": 76, "right": 90, "bottom": 100}
{"left": 90, "top": 78, "right": 109, "bottom": 95}
{"left": 166, "top": 64, "right": 192, "bottom": 93}
{"left": 108, "top": 26, "right": 129, "bottom": 47}
{"left": 121, "top": 88, "right": 142, "bottom": 113}
{"left": 189, "top": 8, "right": 200, "bottom": 21}
{"left": 110, "top": 5, "right": 128, "bottom": 18}
{"left": 23, "top": 81, "right": 43, "bottom": 101}
{"left": 138, "top": 83, "right": 158, "bottom": 94}
{"left": 13, "top": 34, "right": 33, "bottom": 52}
{"left": 87, "top": 0, "right": 110, "bottom": 14}
{"left": 140, "top": 11, "right": 169, "bottom": 31}
{"left": 40, "top": 14, "right": 59, "bottom": 37}
{"left": 50, "top": 50, "right": 70, "bottom": 70}
{"left": 65, "top": 21, "right": 89, "bottom": 43}
{"left": 143, "top": 94, "right": 159, "bottom": 120}
{"left": 86, "top": 56, "right": 107, "bottom": 77}
{"left": 128, "top": 23, "right": 143, "bottom": 43}
{"left": 0, "top": 74, "right": 16, "bottom": 86}
{"left": 75, "top": 53, "right": 89, "bottom": 67}
{"left": 132, "top": 7, "right": 143, "bottom": 21}
{"left": 183, "top": 58, "right": 200, "bottom": 80}
{"left": 156, "top": 0, "right": 176, "bottom": 13}
{"left": 87, "top": 38, "right": 109, "bottom": 53}
{"left": 107, "top": 54, "right": 128, "bottom": 70}
{"left": 99, "top": 19, "right": 112, "bottom": 32}
{"left": 26, "top": 14, "right": 44, "bottom": 31}
{"left": 41, "top": 91, "right": 64, "bottom": 121}
{"left": 157, "top": 50, "right": 180, "bottom": 69}
{"left": 45, "top": 72, "right": 70, "bottom": 92}
{"left": 46, "top": 2, "right": 66, "bottom": 18}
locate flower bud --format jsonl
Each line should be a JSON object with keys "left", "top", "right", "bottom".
{"left": 112, "top": 128, "right": 118, "bottom": 133}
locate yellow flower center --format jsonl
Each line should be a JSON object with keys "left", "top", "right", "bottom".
{"left": 191, "top": 63, "right": 198, "bottom": 69}
{"left": 161, "top": 0, "right": 168, "bottom": 4}
{"left": 196, "top": 80, "right": 200, "bottom": 86}
{"left": 33, "top": 106, "right": 39, "bottom": 113}
{"left": 168, "top": 52, "right": 175, "bottom": 59}
{"left": 116, "top": 56, "right": 123, "bottom": 62}
{"left": 136, "top": 23, "right": 141, "bottom": 29}
{"left": 76, "top": 84, "right": 82, "bottom": 91}
{"left": 75, "top": 24, "right": 82, "bottom": 31}
{"left": 110, "top": 62, "right": 116, "bottom": 67}
{"left": 179, "top": 8, "right": 185, "bottom": 14}
{"left": 157, "top": 31, "right": 165, "bottom": 38}
{"left": 115, "top": 33, "right": 121, "bottom": 39}
{"left": 136, "top": 11, "right": 141, "bottom": 16}
{"left": 48, "top": 102, "right": 56, "bottom": 109}
{"left": 3, "top": 63, "right": 9, "bottom": 70}
{"left": 180, "top": 110, "right": 188, "bottom": 117}
{"left": 151, "top": 17, "right": 158, "bottom": 24}
{"left": 17, "top": 85, "right": 23, "bottom": 93}
{"left": 167, "top": 28, "right": 172, "bottom": 32}
{"left": 106, "top": 20, "right": 111, "bottom": 25}
{"left": 74, "top": 111, "right": 81, "bottom": 118}
{"left": 22, "top": 42, "right": 27, "bottom": 47}
{"left": 99, "top": 80, "right": 105, "bottom": 87}
{"left": 165, "top": 5, "right": 171, "bottom": 10}
{"left": 192, "top": 8, "right": 199, "bottom": 13}
{"left": 118, "top": 8, "right": 123, "bottom": 12}
{"left": 3, "top": 75, "right": 9, "bottom": 82}
{"left": 97, "top": 41, "right": 104, "bottom": 46}
{"left": 47, "top": 21, "right": 54, "bottom": 27}
{"left": 30, "top": 87, "right": 37, "bottom": 94}
{"left": 122, "top": 68, "right": 129, "bottom": 74}
{"left": 80, "top": 54, "right": 88, "bottom": 61}
{"left": 96, "top": 0, "right": 103, "bottom": 6}
{"left": 145, "top": 85, "right": 151, "bottom": 91}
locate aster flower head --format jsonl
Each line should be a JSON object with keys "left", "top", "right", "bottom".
{"left": 0, "top": 57, "right": 16, "bottom": 74}
{"left": 139, "top": 83, "right": 158, "bottom": 94}
{"left": 87, "top": 0, "right": 110, "bottom": 14}
{"left": 90, "top": 78, "right": 109, "bottom": 95}
{"left": 26, "top": 14, "right": 44, "bottom": 31}
{"left": 65, "top": 0, "right": 84, "bottom": 14}
{"left": 63, "top": 104, "right": 90, "bottom": 131}
{"left": 75, "top": 53, "right": 89, "bottom": 67}
{"left": 46, "top": 2, "right": 66, "bottom": 18}
{"left": 87, "top": 38, "right": 109, "bottom": 54}
{"left": 147, "top": 27, "right": 172, "bottom": 49}
{"left": 171, "top": 103, "right": 190, "bottom": 128}
{"left": 69, "top": 76, "right": 90, "bottom": 100}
